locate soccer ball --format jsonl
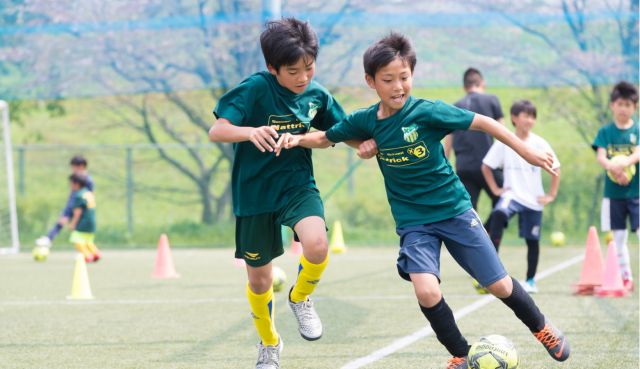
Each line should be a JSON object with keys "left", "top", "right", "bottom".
{"left": 272, "top": 266, "right": 287, "bottom": 292}
{"left": 550, "top": 231, "right": 566, "bottom": 247}
{"left": 32, "top": 246, "right": 50, "bottom": 262}
{"left": 468, "top": 335, "right": 519, "bottom": 369}
{"left": 607, "top": 155, "right": 636, "bottom": 184}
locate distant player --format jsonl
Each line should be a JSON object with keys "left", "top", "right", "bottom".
{"left": 592, "top": 81, "right": 639, "bottom": 292}
{"left": 278, "top": 33, "right": 569, "bottom": 368}
{"left": 482, "top": 100, "right": 561, "bottom": 294}
{"left": 67, "top": 173, "right": 100, "bottom": 262}
{"left": 208, "top": 18, "right": 374, "bottom": 369}
{"left": 36, "top": 155, "right": 94, "bottom": 248}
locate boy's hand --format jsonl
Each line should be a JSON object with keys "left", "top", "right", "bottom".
{"left": 492, "top": 187, "right": 508, "bottom": 197}
{"left": 537, "top": 194, "right": 555, "bottom": 205}
{"left": 357, "top": 139, "right": 378, "bottom": 159}
{"left": 613, "top": 171, "right": 631, "bottom": 186}
{"left": 274, "top": 133, "right": 302, "bottom": 156}
{"left": 249, "top": 126, "right": 279, "bottom": 153}
{"left": 522, "top": 147, "right": 558, "bottom": 176}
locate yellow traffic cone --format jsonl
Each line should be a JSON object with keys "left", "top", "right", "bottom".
{"left": 67, "top": 254, "right": 94, "bottom": 300}
{"left": 330, "top": 220, "right": 346, "bottom": 254}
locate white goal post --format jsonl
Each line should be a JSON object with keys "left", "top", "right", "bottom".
{"left": 0, "top": 100, "right": 20, "bottom": 254}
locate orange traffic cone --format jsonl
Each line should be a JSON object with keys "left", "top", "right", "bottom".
{"left": 152, "top": 234, "right": 180, "bottom": 279}
{"left": 290, "top": 238, "right": 302, "bottom": 256}
{"left": 572, "top": 226, "right": 604, "bottom": 295}
{"left": 595, "top": 241, "right": 629, "bottom": 297}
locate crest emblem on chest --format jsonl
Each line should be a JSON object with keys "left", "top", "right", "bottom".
{"left": 401, "top": 124, "right": 419, "bottom": 143}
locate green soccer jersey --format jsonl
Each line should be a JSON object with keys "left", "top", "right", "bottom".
{"left": 214, "top": 71, "right": 346, "bottom": 216}
{"left": 592, "top": 121, "right": 639, "bottom": 199}
{"left": 73, "top": 188, "right": 96, "bottom": 233}
{"left": 326, "top": 96, "right": 475, "bottom": 228}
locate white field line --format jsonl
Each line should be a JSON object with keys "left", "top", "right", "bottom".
{"left": 340, "top": 254, "right": 584, "bottom": 369}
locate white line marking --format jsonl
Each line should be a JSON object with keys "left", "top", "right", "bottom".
{"left": 340, "top": 254, "right": 584, "bottom": 369}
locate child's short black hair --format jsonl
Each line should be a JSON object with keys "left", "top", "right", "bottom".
{"left": 363, "top": 32, "right": 416, "bottom": 78}
{"left": 463, "top": 68, "right": 483, "bottom": 89}
{"left": 260, "top": 17, "right": 318, "bottom": 71}
{"left": 70, "top": 155, "right": 87, "bottom": 167}
{"left": 610, "top": 81, "right": 638, "bottom": 103}
{"left": 510, "top": 100, "right": 537, "bottom": 119}
{"left": 69, "top": 173, "right": 88, "bottom": 188}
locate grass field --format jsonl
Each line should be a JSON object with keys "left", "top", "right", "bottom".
{"left": 1, "top": 244, "right": 638, "bottom": 369}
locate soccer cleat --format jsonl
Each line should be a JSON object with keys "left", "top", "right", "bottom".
{"left": 84, "top": 254, "right": 95, "bottom": 263}
{"left": 92, "top": 252, "right": 101, "bottom": 263}
{"left": 533, "top": 319, "right": 570, "bottom": 361}
{"left": 256, "top": 338, "right": 283, "bottom": 369}
{"left": 522, "top": 278, "right": 538, "bottom": 294}
{"left": 446, "top": 356, "right": 468, "bottom": 369}
{"left": 288, "top": 288, "right": 323, "bottom": 340}
{"left": 471, "top": 278, "right": 488, "bottom": 294}
{"left": 35, "top": 236, "right": 52, "bottom": 248}
{"left": 623, "top": 279, "right": 634, "bottom": 292}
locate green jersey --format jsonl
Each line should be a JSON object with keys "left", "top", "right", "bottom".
{"left": 592, "top": 121, "right": 639, "bottom": 199}
{"left": 214, "top": 71, "right": 346, "bottom": 216}
{"left": 73, "top": 188, "right": 96, "bottom": 233}
{"left": 326, "top": 96, "right": 475, "bottom": 228}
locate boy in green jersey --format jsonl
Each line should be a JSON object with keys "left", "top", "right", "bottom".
{"left": 277, "top": 33, "right": 569, "bottom": 369}
{"left": 209, "top": 18, "right": 374, "bottom": 369}
{"left": 68, "top": 173, "right": 100, "bottom": 263}
{"left": 592, "top": 81, "right": 639, "bottom": 292}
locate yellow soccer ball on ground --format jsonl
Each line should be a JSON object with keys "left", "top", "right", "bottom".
{"left": 32, "top": 246, "right": 50, "bottom": 262}
{"left": 607, "top": 155, "right": 636, "bottom": 184}
{"left": 550, "top": 231, "right": 566, "bottom": 247}
{"left": 272, "top": 266, "right": 287, "bottom": 292}
{"left": 468, "top": 335, "right": 519, "bottom": 369}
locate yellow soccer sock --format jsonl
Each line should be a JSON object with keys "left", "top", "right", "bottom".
{"left": 86, "top": 242, "right": 100, "bottom": 256}
{"left": 74, "top": 243, "right": 92, "bottom": 259}
{"left": 290, "top": 254, "right": 328, "bottom": 303}
{"left": 246, "top": 283, "right": 279, "bottom": 346}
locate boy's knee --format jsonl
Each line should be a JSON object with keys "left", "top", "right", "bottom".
{"left": 486, "top": 276, "right": 512, "bottom": 298}
{"left": 248, "top": 274, "right": 273, "bottom": 294}
{"left": 302, "top": 236, "right": 328, "bottom": 263}
{"left": 414, "top": 287, "right": 442, "bottom": 307}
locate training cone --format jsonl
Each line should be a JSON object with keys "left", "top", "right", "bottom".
{"left": 573, "top": 226, "right": 604, "bottom": 295}
{"left": 290, "top": 238, "right": 302, "bottom": 256}
{"left": 330, "top": 220, "right": 346, "bottom": 254}
{"left": 152, "top": 234, "right": 180, "bottom": 279}
{"left": 595, "top": 241, "right": 629, "bottom": 297}
{"left": 67, "top": 254, "right": 94, "bottom": 300}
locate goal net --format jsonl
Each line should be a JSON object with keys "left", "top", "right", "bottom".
{"left": 0, "top": 100, "right": 20, "bottom": 254}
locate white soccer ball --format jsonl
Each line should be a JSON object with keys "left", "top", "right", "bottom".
{"left": 272, "top": 266, "right": 287, "bottom": 292}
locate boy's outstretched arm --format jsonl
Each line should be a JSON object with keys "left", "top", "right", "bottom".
{"left": 209, "top": 118, "right": 279, "bottom": 153}
{"left": 275, "top": 131, "right": 377, "bottom": 159}
{"left": 68, "top": 208, "right": 82, "bottom": 230}
{"left": 470, "top": 114, "right": 558, "bottom": 175}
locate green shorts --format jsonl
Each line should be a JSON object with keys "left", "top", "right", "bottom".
{"left": 69, "top": 231, "right": 95, "bottom": 245}
{"left": 235, "top": 187, "right": 325, "bottom": 267}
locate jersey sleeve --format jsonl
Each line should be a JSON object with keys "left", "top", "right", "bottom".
{"left": 491, "top": 95, "right": 504, "bottom": 121}
{"left": 482, "top": 141, "right": 504, "bottom": 169}
{"left": 72, "top": 193, "right": 86, "bottom": 210}
{"left": 424, "top": 100, "right": 475, "bottom": 132}
{"left": 325, "top": 110, "right": 371, "bottom": 143}
{"left": 213, "top": 76, "right": 263, "bottom": 126}
{"left": 592, "top": 126, "right": 607, "bottom": 151}
{"left": 311, "top": 93, "right": 347, "bottom": 131}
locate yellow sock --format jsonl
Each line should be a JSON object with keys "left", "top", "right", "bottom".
{"left": 290, "top": 254, "right": 328, "bottom": 303}
{"left": 74, "top": 243, "right": 91, "bottom": 259}
{"left": 86, "top": 242, "right": 100, "bottom": 255}
{"left": 246, "top": 283, "right": 278, "bottom": 346}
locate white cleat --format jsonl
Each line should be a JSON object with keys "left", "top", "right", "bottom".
{"left": 35, "top": 236, "right": 51, "bottom": 248}
{"left": 288, "top": 288, "right": 323, "bottom": 341}
{"left": 256, "top": 339, "right": 283, "bottom": 369}
{"left": 521, "top": 278, "right": 538, "bottom": 294}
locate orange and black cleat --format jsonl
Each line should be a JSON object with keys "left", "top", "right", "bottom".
{"left": 446, "top": 356, "right": 468, "bottom": 369}
{"left": 534, "top": 319, "right": 570, "bottom": 361}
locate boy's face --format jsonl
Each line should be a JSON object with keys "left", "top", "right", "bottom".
{"left": 70, "top": 181, "right": 80, "bottom": 191}
{"left": 366, "top": 57, "right": 413, "bottom": 111}
{"left": 511, "top": 112, "right": 536, "bottom": 131}
{"left": 610, "top": 98, "right": 637, "bottom": 124}
{"left": 268, "top": 56, "right": 315, "bottom": 94}
{"left": 71, "top": 164, "right": 86, "bottom": 174}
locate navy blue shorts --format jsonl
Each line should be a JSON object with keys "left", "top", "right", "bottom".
{"left": 492, "top": 197, "right": 543, "bottom": 240}
{"left": 602, "top": 197, "right": 639, "bottom": 232}
{"left": 395, "top": 209, "right": 507, "bottom": 287}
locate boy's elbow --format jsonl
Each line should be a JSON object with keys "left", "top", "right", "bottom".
{"left": 208, "top": 126, "right": 221, "bottom": 142}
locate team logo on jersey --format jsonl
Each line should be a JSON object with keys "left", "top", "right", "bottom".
{"left": 377, "top": 141, "right": 430, "bottom": 167}
{"left": 268, "top": 114, "right": 308, "bottom": 134}
{"left": 308, "top": 101, "right": 321, "bottom": 120}
{"left": 631, "top": 133, "right": 637, "bottom": 145}
{"left": 401, "top": 124, "right": 419, "bottom": 143}
{"left": 244, "top": 252, "right": 261, "bottom": 261}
